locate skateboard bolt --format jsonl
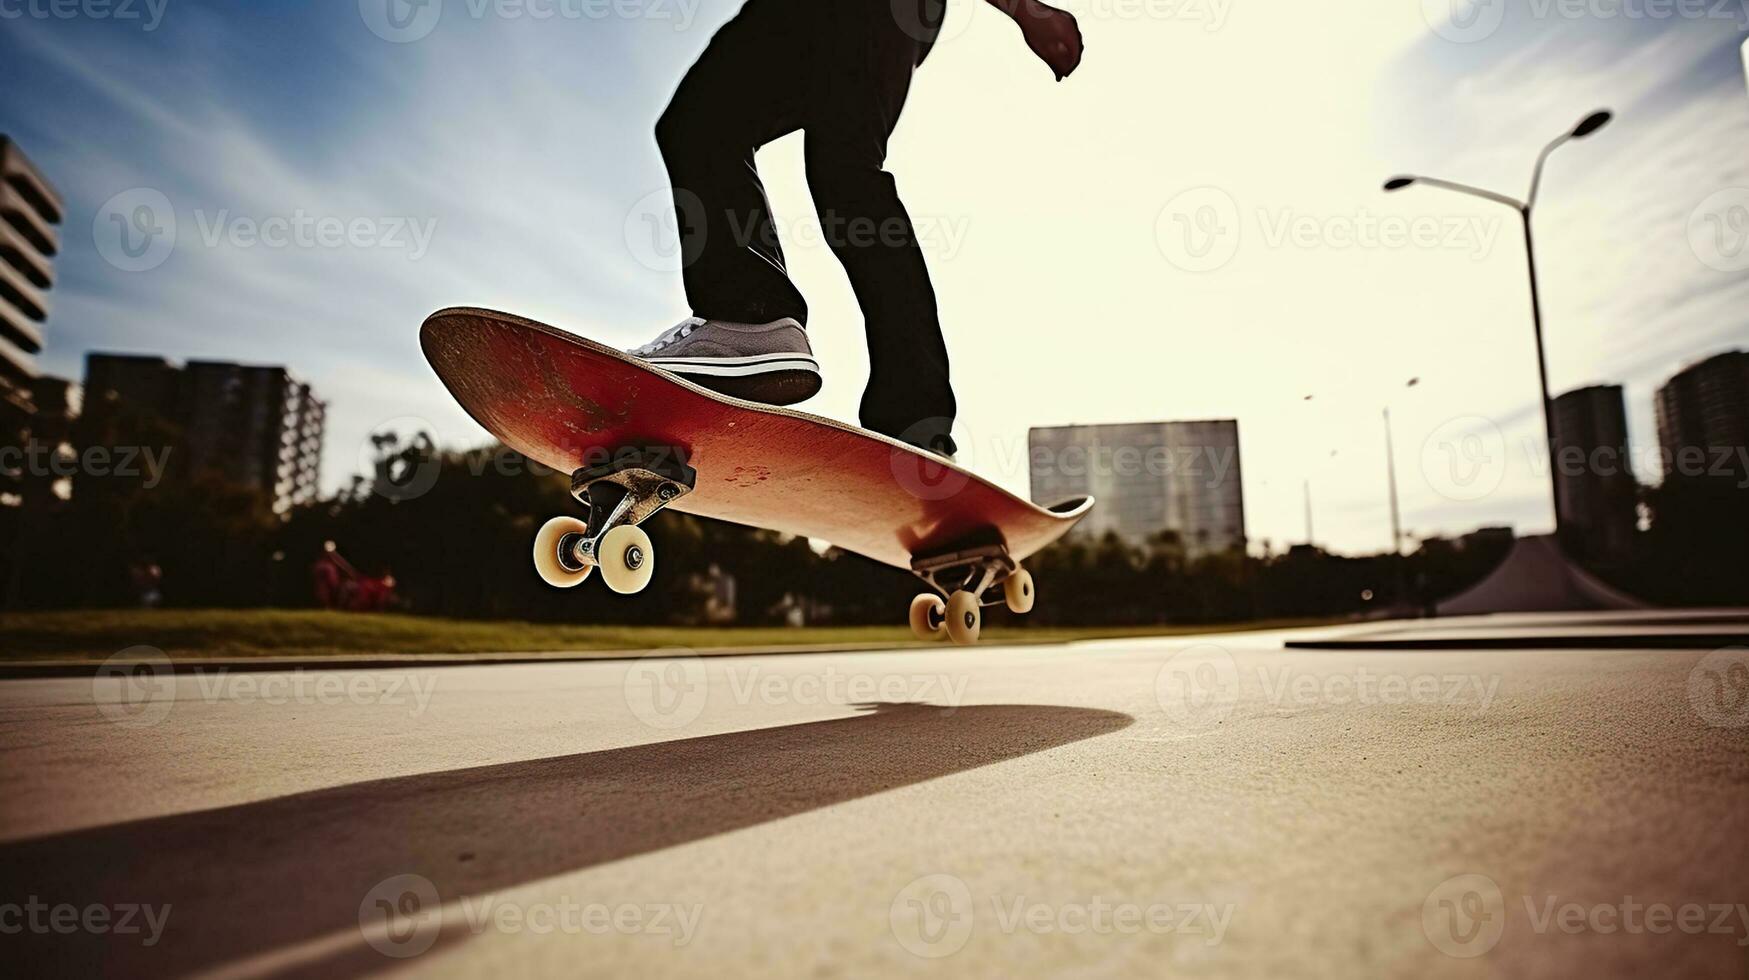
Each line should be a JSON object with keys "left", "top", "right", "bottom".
{"left": 625, "top": 546, "right": 645, "bottom": 570}
{"left": 658, "top": 483, "right": 678, "bottom": 501}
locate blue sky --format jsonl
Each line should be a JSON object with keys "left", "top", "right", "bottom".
{"left": 3, "top": 0, "right": 1746, "bottom": 554}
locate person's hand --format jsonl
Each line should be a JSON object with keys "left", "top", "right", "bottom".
{"left": 1019, "top": 3, "right": 1083, "bottom": 80}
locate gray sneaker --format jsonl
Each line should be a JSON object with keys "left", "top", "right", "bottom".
{"left": 628, "top": 316, "right": 821, "bottom": 405}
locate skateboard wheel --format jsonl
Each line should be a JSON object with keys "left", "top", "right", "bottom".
{"left": 598, "top": 525, "right": 655, "bottom": 595}
{"left": 533, "top": 516, "right": 593, "bottom": 588}
{"left": 909, "top": 593, "right": 947, "bottom": 641}
{"left": 945, "top": 591, "right": 980, "bottom": 646}
{"left": 1003, "top": 568, "right": 1035, "bottom": 614}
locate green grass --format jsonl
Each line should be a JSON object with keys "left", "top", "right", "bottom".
{"left": 0, "top": 609, "right": 1335, "bottom": 663}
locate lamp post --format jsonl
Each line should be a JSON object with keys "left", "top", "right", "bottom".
{"left": 1383, "top": 109, "right": 1612, "bottom": 540}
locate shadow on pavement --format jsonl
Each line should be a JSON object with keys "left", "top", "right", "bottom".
{"left": 3, "top": 701, "right": 1133, "bottom": 977}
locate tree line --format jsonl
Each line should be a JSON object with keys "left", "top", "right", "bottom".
{"left": 4, "top": 401, "right": 1742, "bottom": 619}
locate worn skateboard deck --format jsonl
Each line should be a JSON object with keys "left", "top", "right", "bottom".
{"left": 420, "top": 307, "right": 1092, "bottom": 570}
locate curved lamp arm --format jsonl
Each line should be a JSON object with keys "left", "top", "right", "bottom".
{"left": 1527, "top": 134, "right": 1571, "bottom": 211}
{"left": 1385, "top": 175, "right": 1525, "bottom": 212}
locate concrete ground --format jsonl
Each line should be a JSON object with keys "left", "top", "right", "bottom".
{"left": 1, "top": 624, "right": 1746, "bottom": 978}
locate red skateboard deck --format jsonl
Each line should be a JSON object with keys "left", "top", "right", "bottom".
{"left": 421, "top": 307, "right": 1092, "bottom": 641}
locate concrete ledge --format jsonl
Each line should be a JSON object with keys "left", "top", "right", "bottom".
{"left": 0, "top": 641, "right": 963, "bottom": 679}
{"left": 1287, "top": 632, "right": 1747, "bottom": 651}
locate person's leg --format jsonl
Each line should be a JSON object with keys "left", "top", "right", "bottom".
{"left": 802, "top": 0, "right": 956, "bottom": 455}
{"left": 656, "top": 0, "right": 807, "bottom": 325}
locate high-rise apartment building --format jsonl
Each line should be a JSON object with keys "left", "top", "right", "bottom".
{"left": 1655, "top": 349, "right": 1749, "bottom": 488}
{"left": 1550, "top": 384, "right": 1637, "bottom": 563}
{"left": 84, "top": 354, "right": 325, "bottom": 513}
{"left": 1, "top": 137, "right": 68, "bottom": 502}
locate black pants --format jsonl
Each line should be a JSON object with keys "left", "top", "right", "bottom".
{"left": 656, "top": 0, "right": 956, "bottom": 453}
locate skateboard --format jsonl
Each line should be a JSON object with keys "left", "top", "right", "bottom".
{"left": 420, "top": 307, "right": 1093, "bottom": 644}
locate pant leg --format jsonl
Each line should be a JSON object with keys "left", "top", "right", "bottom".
{"left": 656, "top": 0, "right": 808, "bottom": 325}
{"left": 803, "top": 0, "right": 956, "bottom": 454}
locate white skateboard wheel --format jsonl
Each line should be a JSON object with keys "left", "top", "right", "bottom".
{"left": 598, "top": 525, "right": 655, "bottom": 595}
{"left": 909, "top": 593, "right": 946, "bottom": 641}
{"left": 533, "top": 516, "right": 592, "bottom": 588}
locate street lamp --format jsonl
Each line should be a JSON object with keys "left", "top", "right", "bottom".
{"left": 1301, "top": 376, "right": 1418, "bottom": 559}
{"left": 1383, "top": 109, "right": 1613, "bottom": 539}
{"left": 1383, "top": 377, "right": 1420, "bottom": 557}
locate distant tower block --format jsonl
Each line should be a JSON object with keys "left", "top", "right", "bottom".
{"left": 1028, "top": 420, "right": 1246, "bottom": 558}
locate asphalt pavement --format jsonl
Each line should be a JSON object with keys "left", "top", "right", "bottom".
{"left": 2, "top": 622, "right": 1746, "bottom": 978}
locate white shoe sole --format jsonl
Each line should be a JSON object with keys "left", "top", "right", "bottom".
{"left": 645, "top": 352, "right": 821, "bottom": 378}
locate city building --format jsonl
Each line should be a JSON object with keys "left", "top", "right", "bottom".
{"left": 0, "top": 137, "right": 69, "bottom": 503}
{"left": 84, "top": 353, "right": 326, "bottom": 513}
{"left": 1550, "top": 384, "right": 1637, "bottom": 563}
{"left": 1655, "top": 349, "right": 1749, "bottom": 487}
{"left": 1028, "top": 420, "right": 1246, "bottom": 558}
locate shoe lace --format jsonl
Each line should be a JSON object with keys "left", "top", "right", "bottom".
{"left": 632, "top": 317, "right": 704, "bottom": 356}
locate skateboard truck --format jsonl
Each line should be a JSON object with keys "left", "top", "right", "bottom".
{"left": 533, "top": 448, "right": 1041, "bottom": 644}
{"left": 906, "top": 543, "right": 1036, "bottom": 646}
{"left": 532, "top": 447, "right": 697, "bottom": 595}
